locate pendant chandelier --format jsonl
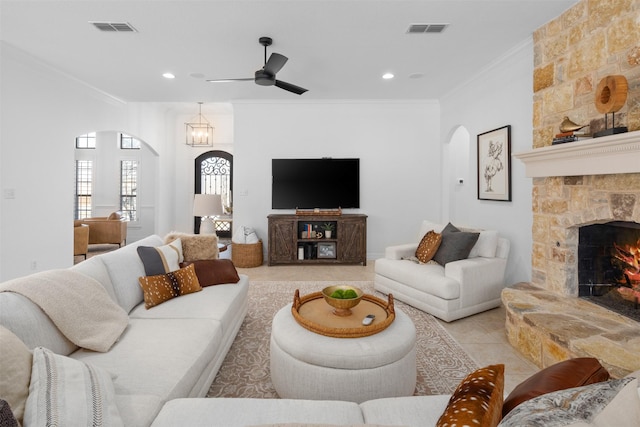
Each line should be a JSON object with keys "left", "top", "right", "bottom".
{"left": 185, "top": 102, "right": 214, "bottom": 147}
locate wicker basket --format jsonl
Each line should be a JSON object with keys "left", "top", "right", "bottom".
{"left": 232, "top": 240, "right": 263, "bottom": 268}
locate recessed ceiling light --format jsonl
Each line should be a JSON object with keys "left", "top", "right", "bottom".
{"left": 382, "top": 73, "right": 394, "bottom": 80}
{"left": 162, "top": 73, "right": 175, "bottom": 79}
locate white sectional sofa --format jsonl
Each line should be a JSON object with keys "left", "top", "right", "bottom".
{"left": 375, "top": 220, "right": 510, "bottom": 322}
{"left": 0, "top": 235, "right": 249, "bottom": 427}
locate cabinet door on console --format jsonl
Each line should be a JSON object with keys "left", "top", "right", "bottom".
{"left": 338, "top": 217, "right": 366, "bottom": 265}
{"left": 269, "top": 218, "right": 296, "bottom": 264}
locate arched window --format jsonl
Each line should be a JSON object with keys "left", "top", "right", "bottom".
{"left": 194, "top": 150, "right": 233, "bottom": 236}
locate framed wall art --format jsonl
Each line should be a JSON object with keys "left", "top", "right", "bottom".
{"left": 477, "top": 125, "right": 511, "bottom": 201}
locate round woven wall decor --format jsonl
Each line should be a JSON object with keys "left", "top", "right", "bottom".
{"left": 595, "top": 75, "right": 628, "bottom": 114}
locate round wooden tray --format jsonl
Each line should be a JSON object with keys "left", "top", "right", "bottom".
{"left": 291, "top": 289, "right": 395, "bottom": 338}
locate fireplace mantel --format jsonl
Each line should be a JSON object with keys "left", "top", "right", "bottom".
{"left": 514, "top": 130, "right": 640, "bottom": 178}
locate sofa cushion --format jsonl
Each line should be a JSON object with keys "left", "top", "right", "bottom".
{"left": 374, "top": 259, "right": 460, "bottom": 300}
{"left": 0, "top": 326, "right": 32, "bottom": 425}
{"left": 502, "top": 357, "right": 610, "bottom": 417}
{"left": 70, "top": 256, "right": 119, "bottom": 304}
{"left": 360, "top": 395, "right": 451, "bottom": 427}
{"left": 71, "top": 318, "right": 222, "bottom": 401}
{"left": 436, "top": 364, "right": 504, "bottom": 427}
{"left": 1, "top": 269, "right": 128, "bottom": 353}
{"left": 180, "top": 259, "right": 240, "bottom": 287}
{"left": 433, "top": 223, "right": 479, "bottom": 266}
{"left": 99, "top": 235, "right": 163, "bottom": 313}
{"left": 24, "top": 347, "right": 124, "bottom": 427}
{"left": 498, "top": 378, "right": 640, "bottom": 427}
{"left": 137, "top": 238, "right": 183, "bottom": 276}
{"left": 0, "top": 291, "right": 77, "bottom": 354}
{"left": 468, "top": 229, "right": 499, "bottom": 258}
{"left": 150, "top": 398, "right": 365, "bottom": 427}
{"left": 129, "top": 275, "right": 249, "bottom": 338}
{"left": 415, "top": 231, "right": 442, "bottom": 263}
{"left": 138, "top": 263, "right": 202, "bottom": 309}
{"left": 164, "top": 232, "right": 219, "bottom": 261}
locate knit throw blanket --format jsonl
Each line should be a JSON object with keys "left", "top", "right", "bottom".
{"left": 1, "top": 270, "right": 128, "bottom": 352}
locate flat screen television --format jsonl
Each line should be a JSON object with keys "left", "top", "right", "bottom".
{"left": 272, "top": 158, "right": 360, "bottom": 209}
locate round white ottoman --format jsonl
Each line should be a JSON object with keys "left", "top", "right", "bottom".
{"left": 270, "top": 303, "right": 417, "bottom": 403}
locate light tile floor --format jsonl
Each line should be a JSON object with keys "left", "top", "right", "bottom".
{"left": 237, "top": 261, "right": 539, "bottom": 394}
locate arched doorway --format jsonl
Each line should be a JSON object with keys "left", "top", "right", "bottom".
{"left": 194, "top": 150, "right": 233, "bottom": 237}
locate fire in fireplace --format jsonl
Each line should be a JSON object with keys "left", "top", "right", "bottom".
{"left": 578, "top": 221, "right": 640, "bottom": 321}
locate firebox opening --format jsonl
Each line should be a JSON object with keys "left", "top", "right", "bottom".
{"left": 578, "top": 221, "right": 640, "bottom": 321}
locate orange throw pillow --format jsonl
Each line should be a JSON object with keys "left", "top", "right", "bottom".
{"left": 138, "top": 263, "right": 202, "bottom": 309}
{"left": 415, "top": 230, "right": 442, "bottom": 263}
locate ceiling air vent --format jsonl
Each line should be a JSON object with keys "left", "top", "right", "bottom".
{"left": 89, "top": 22, "right": 138, "bottom": 32}
{"left": 406, "top": 23, "right": 448, "bottom": 34}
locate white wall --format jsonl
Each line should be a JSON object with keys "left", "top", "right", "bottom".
{"left": 0, "top": 43, "right": 129, "bottom": 280}
{"left": 231, "top": 101, "right": 441, "bottom": 261}
{"left": 439, "top": 39, "right": 535, "bottom": 285}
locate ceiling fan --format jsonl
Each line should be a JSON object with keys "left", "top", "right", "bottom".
{"left": 207, "top": 37, "right": 308, "bottom": 95}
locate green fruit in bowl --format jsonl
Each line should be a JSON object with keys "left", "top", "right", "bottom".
{"left": 342, "top": 289, "right": 358, "bottom": 299}
{"left": 329, "top": 288, "right": 358, "bottom": 299}
{"left": 330, "top": 289, "right": 345, "bottom": 298}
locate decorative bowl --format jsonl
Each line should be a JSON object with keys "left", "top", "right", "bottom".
{"left": 322, "top": 285, "right": 364, "bottom": 316}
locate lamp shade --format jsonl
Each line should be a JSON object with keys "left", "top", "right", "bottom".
{"left": 193, "top": 194, "right": 223, "bottom": 217}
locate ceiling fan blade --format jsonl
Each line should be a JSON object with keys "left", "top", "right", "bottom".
{"left": 206, "top": 78, "right": 254, "bottom": 83}
{"left": 275, "top": 80, "right": 308, "bottom": 95}
{"left": 264, "top": 53, "right": 288, "bottom": 75}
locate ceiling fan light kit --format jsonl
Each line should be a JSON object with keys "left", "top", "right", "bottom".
{"left": 207, "top": 37, "right": 308, "bottom": 95}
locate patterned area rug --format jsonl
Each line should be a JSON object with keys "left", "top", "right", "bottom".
{"left": 207, "top": 281, "right": 478, "bottom": 398}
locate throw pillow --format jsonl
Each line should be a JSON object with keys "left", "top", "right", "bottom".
{"left": 0, "top": 400, "right": 18, "bottom": 427}
{"left": 179, "top": 259, "right": 240, "bottom": 287}
{"left": 164, "top": 232, "right": 219, "bottom": 261}
{"left": 468, "top": 229, "right": 499, "bottom": 258}
{"left": 436, "top": 364, "right": 505, "bottom": 427}
{"left": 0, "top": 326, "right": 32, "bottom": 425}
{"left": 498, "top": 378, "right": 640, "bottom": 427}
{"left": 432, "top": 222, "right": 480, "bottom": 266}
{"left": 107, "top": 211, "right": 122, "bottom": 220}
{"left": 138, "top": 263, "right": 202, "bottom": 309}
{"left": 24, "top": 347, "right": 124, "bottom": 427}
{"left": 502, "top": 357, "right": 610, "bottom": 417}
{"left": 137, "top": 238, "right": 183, "bottom": 276}
{"left": 415, "top": 230, "right": 442, "bottom": 263}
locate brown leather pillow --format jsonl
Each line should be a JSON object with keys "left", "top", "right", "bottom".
{"left": 436, "top": 364, "right": 505, "bottom": 427}
{"left": 502, "top": 357, "right": 610, "bottom": 417}
{"left": 415, "top": 230, "right": 442, "bottom": 263}
{"left": 180, "top": 259, "right": 240, "bottom": 287}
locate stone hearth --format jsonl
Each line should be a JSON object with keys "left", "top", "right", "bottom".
{"left": 502, "top": 283, "right": 640, "bottom": 378}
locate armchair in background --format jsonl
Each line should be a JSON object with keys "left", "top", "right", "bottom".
{"left": 73, "top": 220, "right": 89, "bottom": 259}
{"left": 81, "top": 211, "right": 128, "bottom": 247}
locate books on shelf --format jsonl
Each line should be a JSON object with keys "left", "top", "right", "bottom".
{"left": 552, "top": 130, "right": 592, "bottom": 145}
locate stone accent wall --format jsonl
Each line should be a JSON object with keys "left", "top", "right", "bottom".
{"left": 530, "top": 0, "right": 640, "bottom": 294}
{"left": 533, "top": 0, "right": 640, "bottom": 146}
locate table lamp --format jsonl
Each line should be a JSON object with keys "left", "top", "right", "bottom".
{"left": 193, "top": 194, "right": 223, "bottom": 234}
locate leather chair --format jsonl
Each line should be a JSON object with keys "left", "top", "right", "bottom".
{"left": 74, "top": 221, "right": 90, "bottom": 259}
{"left": 81, "top": 211, "right": 128, "bottom": 247}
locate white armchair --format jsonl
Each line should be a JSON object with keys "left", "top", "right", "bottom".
{"left": 374, "top": 220, "right": 510, "bottom": 322}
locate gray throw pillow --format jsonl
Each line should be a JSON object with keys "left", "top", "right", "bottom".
{"left": 433, "top": 222, "right": 480, "bottom": 265}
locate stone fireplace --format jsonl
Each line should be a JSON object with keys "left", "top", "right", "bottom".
{"left": 502, "top": 131, "right": 640, "bottom": 378}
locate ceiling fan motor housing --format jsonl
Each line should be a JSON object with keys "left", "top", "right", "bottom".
{"left": 255, "top": 69, "right": 275, "bottom": 86}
